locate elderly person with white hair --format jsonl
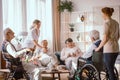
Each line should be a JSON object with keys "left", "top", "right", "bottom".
{"left": 82, "top": 30, "right": 103, "bottom": 60}
{"left": 69, "top": 30, "right": 103, "bottom": 79}
{"left": 1, "top": 28, "right": 42, "bottom": 80}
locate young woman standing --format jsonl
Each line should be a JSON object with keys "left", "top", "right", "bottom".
{"left": 95, "top": 7, "right": 120, "bottom": 80}
{"left": 23, "top": 19, "right": 42, "bottom": 50}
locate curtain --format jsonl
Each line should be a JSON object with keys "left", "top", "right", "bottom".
{"left": 0, "top": 0, "right": 3, "bottom": 69}
{"left": 2, "top": 0, "right": 53, "bottom": 52}
{"left": 26, "top": 0, "right": 53, "bottom": 52}
{"left": 2, "top": 0, "right": 24, "bottom": 35}
{"left": 0, "top": 0, "right": 3, "bottom": 44}
{"left": 52, "top": 0, "right": 61, "bottom": 52}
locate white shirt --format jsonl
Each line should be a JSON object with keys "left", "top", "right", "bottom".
{"left": 5, "top": 41, "right": 26, "bottom": 58}
{"left": 38, "top": 52, "right": 51, "bottom": 66}
{"left": 33, "top": 47, "right": 58, "bottom": 66}
{"left": 11, "top": 37, "right": 22, "bottom": 50}
{"left": 33, "top": 47, "right": 51, "bottom": 57}
{"left": 82, "top": 40, "right": 100, "bottom": 58}
{"left": 60, "top": 46, "right": 82, "bottom": 61}
{"left": 23, "top": 28, "right": 40, "bottom": 48}
{"left": 36, "top": 51, "right": 58, "bottom": 67}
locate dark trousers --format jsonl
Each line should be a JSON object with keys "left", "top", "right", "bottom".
{"left": 103, "top": 53, "right": 118, "bottom": 80}
{"left": 55, "top": 52, "right": 65, "bottom": 65}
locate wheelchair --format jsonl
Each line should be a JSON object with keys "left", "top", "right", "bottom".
{"left": 74, "top": 52, "right": 119, "bottom": 80}
{"left": 2, "top": 52, "right": 30, "bottom": 80}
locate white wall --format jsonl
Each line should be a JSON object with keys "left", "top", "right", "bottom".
{"left": 73, "top": 0, "right": 120, "bottom": 11}
{"left": 71, "top": 0, "right": 120, "bottom": 63}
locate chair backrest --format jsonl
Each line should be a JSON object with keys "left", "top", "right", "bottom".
{"left": 92, "top": 40, "right": 104, "bottom": 71}
{"left": 94, "top": 40, "right": 103, "bottom": 52}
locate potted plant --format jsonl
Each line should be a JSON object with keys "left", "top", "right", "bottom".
{"left": 69, "top": 23, "right": 75, "bottom": 32}
{"left": 58, "top": 0, "right": 73, "bottom": 12}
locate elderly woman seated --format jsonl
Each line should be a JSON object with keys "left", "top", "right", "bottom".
{"left": 1, "top": 28, "right": 41, "bottom": 80}
{"left": 82, "top": 30, "right": 103, "bottom": 60}
{"left": 72, "top": 30, "right": 103, "bottom": 67}
{"left": 60, "top": 38, "right": 83, "bottom": 70}
{"left": 69, "top": 30, "right": 103, "bottom": 79}
{"left": 30, "top": 40, "right": 58, "bottom": 69}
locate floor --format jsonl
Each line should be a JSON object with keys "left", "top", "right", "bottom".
{"left": 0, "top": 73, "right": 69, "bottom": 80}
{"left": 42, "top": 73, "right": 69, "bottom": 80}
{"left": 0, "top": 64, "right": 119, "bottom": 80}
{"left": 0, "top": 75, "right": 4, "bottom": 80}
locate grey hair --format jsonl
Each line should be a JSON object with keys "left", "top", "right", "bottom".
{"left": 4, "top": 28, "right": 11, "bottom": 35}
{"left": 3, "top": 28, "right": 12, "bottom": 39}
{"left": 89, "top": 30, "right": 100, "bottom": 40}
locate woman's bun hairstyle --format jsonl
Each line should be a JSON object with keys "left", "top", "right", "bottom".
{"left": 110, "top": 8, "right": 114, "bottom": 13}
{"left": 102, "top": 7, "right": 114, "bottom": 17}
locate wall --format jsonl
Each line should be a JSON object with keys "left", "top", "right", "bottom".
{"left": 61, "top": 0, "right": 120, "bottom": 62}
{"left": 72, "top": 0, "right": 120, "bottom": 63}
{"left": 73, "top": 0, "right": 120, "bottom": 11}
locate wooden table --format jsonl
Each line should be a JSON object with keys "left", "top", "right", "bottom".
{"left": 41, "top": 70, "right": 70, "bottom": 80}
{"left": 0, "top": 69, "right": 10, "bottom": 80}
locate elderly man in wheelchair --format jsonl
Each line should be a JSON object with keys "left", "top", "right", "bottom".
{"left": 1, "top": 28, "right": 41, "bottom": 80}
{"left": 70, "top": 30, "right": 119, "bottom": 80}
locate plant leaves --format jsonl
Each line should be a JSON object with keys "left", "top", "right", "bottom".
{"left": 58, "top": 0, "right": 73, "bottom": 12}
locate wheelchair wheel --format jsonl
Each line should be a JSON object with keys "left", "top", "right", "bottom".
{"left": 100, "top": 67, "right": 119, "bottom": 80}
{"left": 75, "top": 64, "right": 100, "bottom": 80}
{"left": 23, "top": 71, "right": 30, "bottom": 80}
{"left": 114, "top": 67, "right": 119, "bottom": 80}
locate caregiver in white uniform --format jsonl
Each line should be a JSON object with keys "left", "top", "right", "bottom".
{"left": 23, "top": 19, "right": 42, "bottom": 50}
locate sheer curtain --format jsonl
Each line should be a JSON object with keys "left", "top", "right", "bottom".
{"left": 2, "top": 0, "right": 53, "bottom": 52}
{"left": 2, "top": 0, "right": 24, "bottom": 35}
{"left": 26, "top": 0, "right": 53, "bottom": 52}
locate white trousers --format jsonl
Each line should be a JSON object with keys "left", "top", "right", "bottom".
{"left": 22, "top": 61, "right": 41, "bottom": 80}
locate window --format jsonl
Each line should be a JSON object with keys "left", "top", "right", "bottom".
{"left": 2, "top": 0, "right": 53, "bottom": 50}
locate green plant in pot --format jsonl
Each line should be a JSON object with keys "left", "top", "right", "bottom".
{"left": 58, "top": 0, "right": 73, "bottom": 12}
{"left": 69, "top": 23, "right": 75, "bottom": 32}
